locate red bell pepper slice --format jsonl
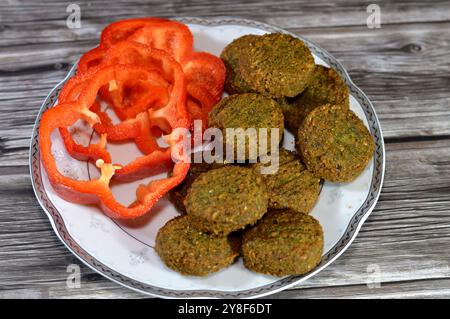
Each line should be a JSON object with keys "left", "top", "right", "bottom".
{"left": 58, "top": 61, "right": 188, "bottom": 180}
{"left": 39, "top": 103, "right": 189, "bottom": 219}
{"left": 58, "top": 67, "right": 162, "bottom": 158}
{"left": 99, "top": 41, "right": 172, "bottom": 118}
{"left": 100, "top": 18, "right": 194, "bottom": 67}
{"left": 100, "top": 17, "right": 170, "bottom": 48}
{"left": 77, "top": 46, "right": 106, "bottom": 75}
{"left": 40, "top": 64, "right": 190, "bottom": 218}
{"left": 58, "top": 101, "right": 112, "bottom": 162}
{"left": 186, "top": 83, "right": 217, "bottom": 132}
{"left": 128, "top": 22, "right": 193, "bottom": 64}
{"left": 94, "top": 43, "right": 190, "bottom": 132}
{"left": 58, "top": 72, "right": 113, "bottom": 162}
{"left": 77, "top": 18, "right": 172, "bottom": 77}
{"left": 77, "top": 19, "right": 224, "bottom": 127}
{"left": 78, "top": 18, "right": 174, "bottom": 78}
{"left": 183, "top": 52, "right": 226, "bottom": 102}
{"left": 89, "top": 102, "right": 160, "bottom": 155}
{"left": 60, "top": 44, "right": 188, "bottom": 157}
{"left": 182, "top": 52, "right": 226, "bottom": 128}
{"left": 38, "top": 18, "right": 233, "bottom": 219}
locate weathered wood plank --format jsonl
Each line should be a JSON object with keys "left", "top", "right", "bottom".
{"left": 272, "top": 278, "right": 450, "bottom": 299}
{"left": 1, "top": 139, "right": 450, "bottom": 298}
{"left": 3, "top": 278, "right": 450, "bottom": 299}
{"left": 0, "top": 0, "right": 449, "bottom": 28}
{"left": 3, "top": 18, "right": 450, "bottom": 74}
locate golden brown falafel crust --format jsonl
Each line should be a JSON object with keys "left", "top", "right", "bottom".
{"left": 239, "top": 33, "right": 315, "bottom": 98}
{"left": 252, "top": 149, "right": 321, "bottom": 213}
{"left": 278, "top": 65, "right": 350, "bottom": 134}
{"left": 220, "top": 34, "right": 258, "bottom": 94}
{"left": 155, "top": 215, "right": 240, "bottom": 276}
{"left": 185, "top": 166, "right": 269, "bottom": 235}
{"left": 208, "top": 93, "right": 284, "bottom": 161}
{"left": 242, "top": 209, "right": 323, "bottom": 276}
{"left": 297, "top": 104, "right": 375, "bottom": 182}
{"left": 169, "top": 161, "right": 226, "bottom": 213}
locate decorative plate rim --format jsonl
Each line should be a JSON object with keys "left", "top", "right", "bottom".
{"left": 29, "top": 16, "right": 385, "bottom": 299}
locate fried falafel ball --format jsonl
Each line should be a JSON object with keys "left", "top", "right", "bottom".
{"left": 297, "top": 104, "right": 375, "bottom": 182}
{"left": 242, "top": 209, "right": 323, "bottom": 276}
{"left": 169, "top": 159, "right": 227, "bottom": 213}
{"left": 220, "top": 34, "right": 258, "bottom": 94}
{"left": 252, "top": 149, "right": 321, "bottom": 213}
{"left": 208, "top": 93, "right": 284, "bottom": 162}
{"left": 278, "top": 65, "right": 350, "bottom": 134}
{"left": 185, "top": 166, "right": 269, "bottom": 235}
{"left": 155, "top": 215, "right": 240, "bottom": 276}
{"left": 238, "top": 33, "right": 315, "bottom": 98}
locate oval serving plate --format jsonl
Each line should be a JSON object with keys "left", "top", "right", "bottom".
{"left": 30, "top": 17, "right": 385, "bottom": 298}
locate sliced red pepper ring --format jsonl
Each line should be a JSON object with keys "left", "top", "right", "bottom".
{"left": 57, "top": 62, "right": 188, "bottom": 181}
{"left": 183, "top": 52, "right": 226, "bottom": 101}
{"left": 77, "top": 46, "right": 106, "bottom": 75}
{"left": 86, "top": 43, "right": 190, "bottom": 138}
{"left": 184, "top": 89, "right": 216, "bottom": 149}
{"left": 58, "top": 101, "right": 111, "bottom": 162}
{"left": 93, "top": 42, "right": 190, "bottom": 130}
{"left": 79, "top": 41, "right": 183, "bottom": 123}
{"left": 39, "top": 104, "right": 189, "bottom": 219}
{"left": 97, "top": 69, "right": 170, "bottom": 121}
{"left": 187, "top": 83, "right": 217, "bottom": 119}
{"left": 58, "top": 66, "right": 162, "bottom": 160}
{"left": 90, "top": 103, "right": 160, "bottom": 155}
{"left": 60, "top": 43, "right": 188, "bottom": 151}
{"left": 128, "top": 22, "right": 194, "bottom": 64}
{"left": 99, "top": 41, "right": 173, "bottom": 117}
{"left": 76, "top": 19, "right": 224, "bottom": 128}
{"left": 58, "top": 76, "right": 112, "bottom": 162}
{"left": 100, "top": 17, "right": 170, "bottom": 48}
{"left": 40, "top": 63, "right": 191, "bottom": 218}
{"left": 113, "top": 84, "right": 169, "bottom": 120}
{"left": 91, "top": 19, "right": 192, "bottom": 73}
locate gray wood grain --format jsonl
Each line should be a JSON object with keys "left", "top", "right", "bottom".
{"left": 1, "top": 0, "right": 450, "bottom": 299}
{"left": 1, "top": 0, "right": 449, "bottom": 28}
{"left": 271, "top": 278, "right": 450, "bottom": 299}
{"left": 2, "top": 140, "right": 450, "bottom": 298}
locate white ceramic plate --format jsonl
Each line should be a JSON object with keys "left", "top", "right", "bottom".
{"left": 30, "top": 17, "right": 385, "bottom": 298}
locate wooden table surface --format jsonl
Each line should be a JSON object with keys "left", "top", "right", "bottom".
{"left": 1, "top": 0, "right": 450, "bottom": 299}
